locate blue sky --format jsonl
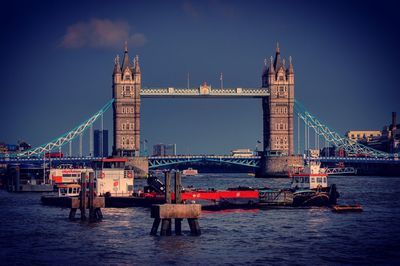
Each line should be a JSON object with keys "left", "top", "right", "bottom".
{"left": 0, "top": 0, "right": 399, "bottom": 155}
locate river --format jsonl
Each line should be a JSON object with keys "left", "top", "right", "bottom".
{"left": 1, "top": 174, "right": 399, "bottom": 265}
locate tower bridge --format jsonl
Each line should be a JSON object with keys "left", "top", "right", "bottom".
{"left": 1, "top": 43, "right": 399, "bottom": 177}
{"left": 110, "top": 42, "right": 297, "bottom": 176}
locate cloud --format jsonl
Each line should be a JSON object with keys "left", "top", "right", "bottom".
{"left": 60, "top": 18, "right": 147, "bottom": 49}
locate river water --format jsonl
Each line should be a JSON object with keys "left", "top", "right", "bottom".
{"left": 1, "top": 174, "right": 400, "bottom": 265}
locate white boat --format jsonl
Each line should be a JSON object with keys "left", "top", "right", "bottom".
{"left": 182, "top": 168, "right": 198, "bottom": 176}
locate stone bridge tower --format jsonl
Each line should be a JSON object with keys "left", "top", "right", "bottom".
{"left": 259, "top": 44, "right": 302, "bottom": 177}
{"left": 112, "top": 43, "right": 141, "bottom": 157}
{"left": 262, "top": 44, "right": 294, "bottom": 156}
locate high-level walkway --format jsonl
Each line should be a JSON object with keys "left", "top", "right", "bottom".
{"left": 140, "top": 87, "right": 269, "bottom": 98}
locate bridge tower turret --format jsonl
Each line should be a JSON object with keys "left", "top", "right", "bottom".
{"left": 112, "top": 43, "right": 141, "bottom": 157}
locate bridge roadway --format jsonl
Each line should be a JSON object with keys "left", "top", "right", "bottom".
{"left": 1, "top": 155, "right": 399, "bottom": 168}
{"left": 140, "top": 87, "right": 269, "bottom": 98}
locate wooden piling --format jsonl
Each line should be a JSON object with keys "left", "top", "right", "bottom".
{"left": 150, "top": 171, "right": 202, "bottom": 236}
{"left": 150, "top": 204, "right": 201, "bottom": 236}
{"left": 150, "top": 218, "right": 161, "bottom": 236}
{"left": 165, "top": 171, "right": 171, "bottom": 204}
{"left": 188, "top": 218, "right": 201, "bottom": 236}
{"left": 15, "top": 165, "right": 20, "bottom": 192}
{"left": 80, "top": 172, "right": 87, "bottom": 221}
{"left": 175, "top": 171, "right": 182, "bottom": 204}
{"left": 69, "top": 171, "right": 104, "bottom": 222}
{"left": 88, "top": 172, "right": 96, "bottom": 222}
{"left": 175, "top": 218, "right": 182, "bottom": 235}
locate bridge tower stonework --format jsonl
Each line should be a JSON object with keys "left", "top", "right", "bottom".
{"left": 259, "top": 44, "right": 303, "bottom": 177}
{"left": 112, "top": 43, "right": 141, "bottom": 156}
{"left": 112, "top": 44, "right": 148, "bottom": 177}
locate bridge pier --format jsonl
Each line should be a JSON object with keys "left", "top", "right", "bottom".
{"left": 257, "top": 155, "right": 303, "bottom": 178}
{"left": 126, "top": 156, "right": 148, "bottom": 178}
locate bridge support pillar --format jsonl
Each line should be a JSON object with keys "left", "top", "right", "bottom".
{"left": 257, "top": 155, "right": 303, "bottom": 178}
{"left": 126, "top": 157, "right": 148, "bottom": 178}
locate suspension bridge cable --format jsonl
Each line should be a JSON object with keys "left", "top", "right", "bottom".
{"left": 3, "top": 99, "right": 114, "bottom": 158}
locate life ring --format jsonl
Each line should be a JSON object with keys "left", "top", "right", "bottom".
{"left": 127, "top": 172, "right": 133, "bottom": 178}
{"left": 99, "top": 172, "right": 105, "bottom": 179}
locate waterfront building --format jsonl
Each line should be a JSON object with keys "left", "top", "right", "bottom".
{"left": 345, "top": 112, "right": 399, "bottom": 153}
{"left": 94, "top": 130, "right": 109, "bottom": 157}
{"left": 346, "top": 130, "right": 382, "bottom": 142}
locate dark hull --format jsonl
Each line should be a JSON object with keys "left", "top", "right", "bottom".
{"left": 292, "top": 184, "right": 339, "bottom": 207}
{"left": 41, "top": 196, "right": 73, "bottom": 207}
{"left": 292, "top": 192, "right": 330, "bottom": 207}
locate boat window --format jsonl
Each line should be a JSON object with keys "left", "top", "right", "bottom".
{"left": 305, "top": 177, "right": 309, "bottom": 183}
{"left": 317, "top": 177, "right": 322, "bottom": 183}
{"left": 323, "top": 177, "right": 327, "bottom": 183}
{"left": 60, "top": 188, "right": 67, "bottom": 195}
{"left": 311, "top": 177, "right": 315, "bottom": 183}
{"left": 299, "top": 177, "right": 303, "bottom": 183}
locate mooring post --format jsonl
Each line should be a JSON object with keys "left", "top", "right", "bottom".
{"left": 150, "top": 218, "right": 161, "bottom": 236}
{"left": 175, "top": 171, "right": 182, "bottom": 204}
{"left": 69, "top": 208, "right": 77, "bottom": 220}
{"left": 175, "top": 218, "right": 182, "bottom": 235}
{"left": 188, "top": 218, "right": 201, "bottom": 236}
{"left": 15, "top": 165, "right": 20, "bottom": 192}
{"left": 80, "top": 172, "right": 87, "bottom": 221}
{"left": 88, "top": 171, "right": 95, "bottom": 222}
{"left": 175, "top": 171, "right": 183, "bottom": 235}
{"left": 165, "top": 171, "right": 171, "bottom": 204}
{"left": 160, "top": 218, "right": 172, "bottom": 236}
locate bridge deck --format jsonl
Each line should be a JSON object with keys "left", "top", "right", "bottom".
{"left": 140, "top": 87, "right": 269, "bottom": 98}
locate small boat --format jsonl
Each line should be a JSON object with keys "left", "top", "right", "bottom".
{"left": 332, "top": 204, "right": 363, "bottom": 212}
{"left": 42, "top": 158, "right": 134, "bottom": 207}
{"left": 290, "top": 160, "right": 339, "bottom": 207}
{"left": 182, "top": 168, "right": 198, "bottom": 176}
{"left": 41, "top": 183, "right": 81, "bottom": 207}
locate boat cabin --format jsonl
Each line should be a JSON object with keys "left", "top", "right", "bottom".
{"left": 291, "top": 161, "right": 328, "bottom": 190}
{"left": 92, "top": 158, "right": 134, "bottom": 197}
{"left": 57, "top": 184, "right": 80, "bottom": 197}
{"left": 50, "top": 165, "right": 93, "bottom": 184}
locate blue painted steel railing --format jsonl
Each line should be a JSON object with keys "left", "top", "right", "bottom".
{"left": 148, "top": 155, "right": 261, "bottom": 169}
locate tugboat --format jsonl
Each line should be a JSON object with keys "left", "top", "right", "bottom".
{"left": 289, "top": 160, "right": 339, "bottom": 207}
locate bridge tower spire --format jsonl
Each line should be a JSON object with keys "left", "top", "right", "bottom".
{"left": 112, "top": 43, "right": 141, "bottom": 157}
